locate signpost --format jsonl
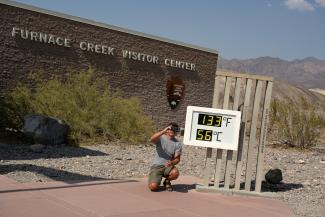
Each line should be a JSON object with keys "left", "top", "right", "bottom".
{"left": 183, "top": 106, "right": 241, "bottom": 151}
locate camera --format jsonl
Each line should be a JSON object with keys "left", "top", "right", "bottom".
{"left": 171, "top": 125, "right": 180, "bottom": 133}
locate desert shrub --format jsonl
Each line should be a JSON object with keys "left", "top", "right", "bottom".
{"left": 0, "top": 87, "right": 31, "bottom": 131}
{"left": 0, "top": 69, "right": 154, "bottom": 145}
{"left": 269, "top": 97, "right": 325, "bottom": 149}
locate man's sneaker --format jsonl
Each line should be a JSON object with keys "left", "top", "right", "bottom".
{"left": 163, "top": 179, "right": 173, "bottom": 192}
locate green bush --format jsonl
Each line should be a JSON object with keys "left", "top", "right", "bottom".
{"left": 0, "top": 69, "right": 154, "bottom": 145}
{"left": 269, "top": 97, "right": 325, "bottom": 149}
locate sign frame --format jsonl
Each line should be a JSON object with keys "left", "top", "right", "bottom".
{"left": 183, "top": 106, "right": 241, "bottom": 150}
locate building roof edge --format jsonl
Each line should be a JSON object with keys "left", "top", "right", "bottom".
{"left": 0, "top": 0, "right": 218, "bottom": 55}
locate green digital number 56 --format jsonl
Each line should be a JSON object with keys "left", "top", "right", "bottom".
{"left": 196, "top": 129, "right": 212, "bottom": 141}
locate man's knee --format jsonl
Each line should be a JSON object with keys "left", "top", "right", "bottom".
{"left": 168, "top": 168, "right": 179, "bottom": 180}
{"left": 148, "top": 182, "right": 159, "bottom": 191}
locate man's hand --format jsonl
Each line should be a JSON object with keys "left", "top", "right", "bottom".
{"left": 165, "top": 154, "right": 181, "bottom": 168}
{"left": 162, "top": 125, "right": 171, "bottom": 134}
{"left": 150, "top": 125, "right": 171, "bottom": 144}
{"left": 165, "top": 160, "right": 173, "bottom": 167}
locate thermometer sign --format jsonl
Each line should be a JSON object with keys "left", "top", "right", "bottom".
{"left": 183, "top": 106, "right": 241, "bottom": 150}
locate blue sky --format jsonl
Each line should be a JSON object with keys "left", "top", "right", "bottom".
{"left": 13, "top": 0, "right": 325, "bottom": 60}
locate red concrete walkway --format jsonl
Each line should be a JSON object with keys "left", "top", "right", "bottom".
{"left": 0, "top": 175, "right": 296, "bottom": 217}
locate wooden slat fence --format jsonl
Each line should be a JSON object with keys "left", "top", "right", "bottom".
{"left": 200, "top": 70, "right": 273, "bottom": 194}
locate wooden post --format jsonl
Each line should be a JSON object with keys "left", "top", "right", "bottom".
{"left": 224, "top": 78, "right": 242, "bottom": 189}
{"left": 244, "top": 80, "right": 263, "bottom": 191}
{"left": 203, "top": 75, "right": 222, "bottom": 186}
{"left": 214, "top": 76, "right": 232, "bottom": 188}
{"left": 203, "top": 148, "right": 213, "bottom": 186}
{"left": 255, "top": 81, "right": 273, "bottom": 192}
{"left": 234, "top": 79, "right": 253, "bottom": 190}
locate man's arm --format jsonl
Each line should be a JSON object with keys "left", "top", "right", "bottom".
{"left": 150, "top": 126, "right": 171, "bottom": 144}
{"left": 165, "top": 153, "right": 181, "bottom": 167}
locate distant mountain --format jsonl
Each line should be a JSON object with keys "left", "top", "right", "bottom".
{"left": 272, "top": 80, "right": 325, "bottom": 103}
{"left": 218, "top": 56, "right": 325, "bottom": 89}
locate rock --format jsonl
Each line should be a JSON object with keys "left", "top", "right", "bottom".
{"left": 23, "top": 115, "right": 70, "bottom": 145}
{"left": 265, "top": 168, "right": 283, "bottom": 184}
{"left": 298, "top": 159, "right": 305, "bottom": 164}
{"left": 0, "top": 143, "right": 9, "bottom": 148}
{"left": 29, "top": 144, "right": 45, "bottom": 153}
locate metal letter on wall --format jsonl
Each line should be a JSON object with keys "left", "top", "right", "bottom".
{"left": 166, "top": 77, "right": 185, "bottom": 109}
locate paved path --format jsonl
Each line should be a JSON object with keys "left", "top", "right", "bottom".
{"left": 0, "top": 175, "right": 296, "bottom": 217}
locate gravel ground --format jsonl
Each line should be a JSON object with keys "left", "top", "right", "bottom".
{"left": 0, "top": 141, "right": 324, "bottom": 217}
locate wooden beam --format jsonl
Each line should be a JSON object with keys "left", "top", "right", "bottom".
{"left": 244, "top": 80, "right": 263, "bottom": 191}
{"left": 224, "top": 77, "right": 242, "bottom": 189}
{"left": 255, "top": 81, "right": 273, "bottom": 192}
{"left": 217, "top": 70, "right": 273, "bottom": 82}
{"left": 214, "top": 76, "right": 232, "bottom": 188}
{"left": 203, "top": 75, "right": 222, "bottom": 186}
{"left": 203, "top": 148, "right": 213, "bottom": 186}
{"left": 234, "top": 79, "right": 253, "bottom": 190}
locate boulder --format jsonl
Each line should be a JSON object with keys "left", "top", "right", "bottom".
{"left": 265, "top": 168, "right": 283, "bottom": 184}
{"left": 23, "top": 115, "right": 70, "bottom": 145}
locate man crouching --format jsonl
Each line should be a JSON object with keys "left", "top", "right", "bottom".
{"left": 148, "top": 122, "right": 182, "bottom": 192}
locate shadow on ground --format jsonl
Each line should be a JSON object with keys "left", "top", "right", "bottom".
{"left": 172, "top": 183, "right": 196, "bottom": 193}
{"left": 214, "top": 180, "right": 304, "bottom": 193}
{"left": 235, "top": 180, "right": 304, "bottom": 192}
{"left": 260, "top": 181, "right": 304, "bottom": 192}
{"left": 0, "top": 143, "right": 108, "bottom": 160}
{"left": 153, "top": 183, "right": 196, "bottom": 193}
{"left": 0, "top": 178, "right": 138, "bottom": 194}
{"left": 0, "top": 163, "right": 108, "bottom": 183}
